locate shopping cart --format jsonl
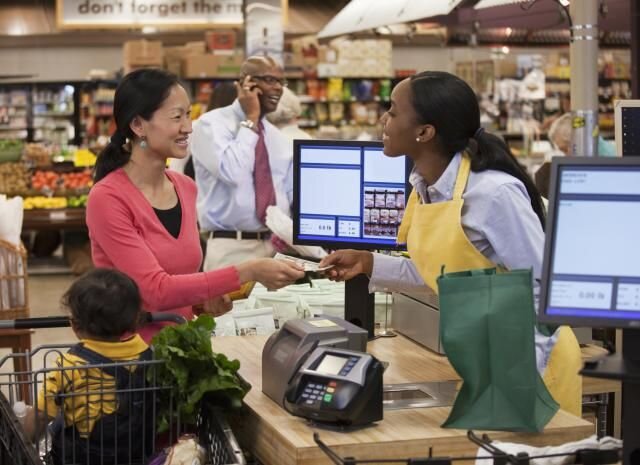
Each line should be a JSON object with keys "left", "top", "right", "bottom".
{"left": 0, "top": 313, "right": 246, "bottom": 465}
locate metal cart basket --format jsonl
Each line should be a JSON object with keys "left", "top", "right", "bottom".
{"left": 0, "top": 315, "right": 245, "bottom": 465}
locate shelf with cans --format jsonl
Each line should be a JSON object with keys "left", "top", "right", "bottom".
{"left": 0, "top": 81, "right": 82, "bottom": 147}
{"left": 288, "top": 77, "right": 396, "bottom": 139}
{"left": 188, "top": 77, "right": 399, "bottom": 139}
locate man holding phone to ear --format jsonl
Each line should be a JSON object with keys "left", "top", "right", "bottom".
{"left": 191, "top": 55, "right": 293, "bottom": 271}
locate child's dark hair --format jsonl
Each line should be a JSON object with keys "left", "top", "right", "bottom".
{"left": 62, "top": 268, "right": 142, "bottom": 339}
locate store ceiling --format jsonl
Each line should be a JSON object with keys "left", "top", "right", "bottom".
{"left": 0, "top": 0, "right": 632, "bottom": 48}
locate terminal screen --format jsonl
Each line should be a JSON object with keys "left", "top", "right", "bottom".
{"left": 544, "top": 165, "right": 640, "bottom": 324}
{"left": 316, "top": 354, "right": 348, "bottom": 375}
{"left": 294, "top": 142, "right": 410, "bottom": 249}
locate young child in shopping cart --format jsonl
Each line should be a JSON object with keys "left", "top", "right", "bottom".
{"left": 23, "top": 268, "right": 154, "bottom": 464}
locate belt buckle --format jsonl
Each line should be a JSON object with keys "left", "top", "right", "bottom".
{"left": 236, "top": 231, "right": 242, "bottom": 241}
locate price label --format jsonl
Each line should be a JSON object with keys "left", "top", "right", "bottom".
{"left": 49, "top": 211, "right": 68, "bottom": 221}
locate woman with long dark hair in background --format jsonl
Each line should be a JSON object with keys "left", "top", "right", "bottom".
{"left": 87, "top": 68, "right": 303, "bottom": 341}
{"left": 320, "top": 71, "right": 582, "bottom": 416}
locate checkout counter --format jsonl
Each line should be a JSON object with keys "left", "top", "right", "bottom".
{"left": 216, "top": 329, "right": 594, "bottom": 465}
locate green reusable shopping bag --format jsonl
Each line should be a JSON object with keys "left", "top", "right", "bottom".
{"left": 436, "top": 267, "right": 559, "bottom": 432}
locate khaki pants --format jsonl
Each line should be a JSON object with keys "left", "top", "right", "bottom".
{"left": 204, "top": 237, "right": 275, "bottom": 271}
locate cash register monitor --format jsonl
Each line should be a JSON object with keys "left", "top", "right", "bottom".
{"left": 538, "top": 156, "right": 640, "bottom": 462}
{"left": 292, "top": 140, "right": 412, "bottom": 250}
{"left": 614, "top": 99, "right": 640, "bottom": 157}
{"left": 538, "top": 156, "right": 640, "bottom": 329}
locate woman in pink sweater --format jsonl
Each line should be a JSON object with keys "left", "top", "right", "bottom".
{"left": 86, "top": 69, "right": 304, "bottom": 342}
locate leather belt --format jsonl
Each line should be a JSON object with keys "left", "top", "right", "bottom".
{"left": 209, "top": 230, "right": 271, "bottom": 240}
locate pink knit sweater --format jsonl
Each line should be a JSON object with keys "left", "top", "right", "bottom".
{"left": 86, "top": 168, "right": 240, "bottom": 342}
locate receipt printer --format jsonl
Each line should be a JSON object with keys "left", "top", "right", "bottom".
{"left": 262, "top": 316, "right": 367, "bottom": 408}
{"left": 284, "top": 346, "right": 383, "bottom": 426}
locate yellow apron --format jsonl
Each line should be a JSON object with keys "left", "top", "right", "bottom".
{"left": 397, "top": 153, "right": 582, "bottom": 416}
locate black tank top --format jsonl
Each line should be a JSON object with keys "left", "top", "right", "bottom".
{"left": 153, "top": 200, "right": 182, "bottom": 239}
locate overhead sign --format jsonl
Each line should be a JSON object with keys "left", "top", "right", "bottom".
{"left": 56, "top": 0, "right": 243, "bottom": 29}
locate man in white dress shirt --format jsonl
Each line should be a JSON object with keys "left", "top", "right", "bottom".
{"left": 190, "top": 56, "right": 293, "bottom": 270}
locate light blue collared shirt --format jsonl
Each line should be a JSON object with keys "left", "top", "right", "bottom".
{"left": 190, "top": 100, "right": 294, "bottom": 232}
{"left": 369, "top": 152, "right": 556, "bottom": 372}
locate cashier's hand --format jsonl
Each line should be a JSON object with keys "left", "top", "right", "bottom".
{"left": 201, "top": 295, "right": 233, "bottom": 317}
{"left": 319, "top": 250, "right": 374, "bottom": 282}
{"left": 235, "top": 75, "right": 261, "bottom": 125}
{"left": 237, "top": 258, "right": 305, "bottom": 290}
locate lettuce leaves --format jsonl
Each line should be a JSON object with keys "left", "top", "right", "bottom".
{"left": 150, "top": 315, "right": 251, "bottom": 432}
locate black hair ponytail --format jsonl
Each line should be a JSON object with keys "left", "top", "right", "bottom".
{"left": 94, "top": 131, "right": 131, "bottom": 183}
{"left": 470, "top": 132, "right": 546, "bottom": 230}
{"left": 93, "top": 68, "right": 179, "bottom": 183}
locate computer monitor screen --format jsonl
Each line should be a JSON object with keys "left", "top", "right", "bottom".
{"left": 614, "top": 99, "right": 640, "bottom": 156}
{"left": 539, "top": 157, "right": 640, "bottom": 329}
{"left": 292, "top": 140, "right": 412, "bottom": 250}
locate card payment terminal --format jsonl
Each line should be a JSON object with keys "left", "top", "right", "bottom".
{"left": 284, "top": 346, "right": 383, "bottom": 426}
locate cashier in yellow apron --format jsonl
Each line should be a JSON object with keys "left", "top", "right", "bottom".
{"left": 319, "top": 71, "right": 582, "bottom": 416}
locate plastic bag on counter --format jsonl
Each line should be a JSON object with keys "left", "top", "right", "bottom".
{"left": 255, "top": 293, "right": 299, "bottom": 328}
{"left": 214, "top": 313, "right": 237, "bottom": 337}
{"left": 233, "top": 307, "right": 276, "bottom": 336}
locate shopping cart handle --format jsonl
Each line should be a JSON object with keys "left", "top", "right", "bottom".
{"left": 144, "top": 312, "right": 187, "bottom": 325}
{"left": 1, "top": 316, "right": 72, "bottom": 330}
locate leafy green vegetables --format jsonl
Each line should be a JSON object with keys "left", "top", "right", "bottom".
{"left": 150, "top": 315, "right": 251, "bottom": 432}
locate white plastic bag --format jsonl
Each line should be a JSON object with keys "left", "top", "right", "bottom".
{"left": 0, "top": 195, "right": 24, "bottom": 246}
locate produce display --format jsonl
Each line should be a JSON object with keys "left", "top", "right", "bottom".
{"left": 0, "top": 160, "right": 93, "bottom": 209}
{"left": 0, "top": 162, "right": 30, "bottom": 195}
{"left": 23, "top": 196, "right": 67, "bottom": 210}
{"left": 31, "top": 169, "right": 93, "bottom": 193}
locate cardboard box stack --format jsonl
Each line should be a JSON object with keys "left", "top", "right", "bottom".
{"left": 182, "top": 31, "right": 244, "bottom": 79}
{"left": 123, "top": 40, "right": 163, "bottom": 75}
{"left": 319, "top": 39, "right": 392, "bottom": 78}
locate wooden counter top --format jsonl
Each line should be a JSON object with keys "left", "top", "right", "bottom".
{"left": 213, "top": 334, "right": 595, "bottom": 465}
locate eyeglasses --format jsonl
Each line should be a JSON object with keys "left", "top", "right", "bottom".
{"left": 253, "top": 75, "right": 288, "bottom": 87}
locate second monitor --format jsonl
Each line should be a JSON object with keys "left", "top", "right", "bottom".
{"left": 292, "top": 140, "right": 412, "bottom": 250}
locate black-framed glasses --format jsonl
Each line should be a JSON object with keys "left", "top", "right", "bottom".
{"left": 253, "top": 75, "right": 288, "bottom": 87}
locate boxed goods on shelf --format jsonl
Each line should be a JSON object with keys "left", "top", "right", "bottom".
{"left": 182, "top": 53, "right": 244, "bottom": 79}
{"left": 123, "top": 40, "right": 163, "bottom": 73}
{"left": 333, "top": 39, "right": 393, "bottom": 78}
{"left": 205, "top": 30, "right": 237, "bottom": 54}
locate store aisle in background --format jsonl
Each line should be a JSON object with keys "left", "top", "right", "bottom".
{"left": 0, "top": 275, "right": 75, "bottom": 373}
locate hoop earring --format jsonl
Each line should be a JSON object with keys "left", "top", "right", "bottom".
{"left": 139, "top": 137, "right": 147, "bottom": 149}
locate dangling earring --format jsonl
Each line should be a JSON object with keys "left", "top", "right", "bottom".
{"left": 139, "top": 137, "right": 147, "bottom": 149}
{"left": 415, "top": 137, "right": 420, "bottom": 142}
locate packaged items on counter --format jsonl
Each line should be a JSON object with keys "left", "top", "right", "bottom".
{"left": 255, "top": 293, "right": 299, "bottom": 328}
{"left": 233, "top": 307, "right": 276, "bottom": 336}
{"left": 213, "top": 313, "right": 237, "bottom": 337}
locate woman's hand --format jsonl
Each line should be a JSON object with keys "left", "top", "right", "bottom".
{"left": 201, "top": 295, "right": 233, "bottom": 317}
{"left": 319, "top": 250, "right": 374, "bottom": 281}
{"left": 237, "top": 258, "right": 305, "bottom": 290}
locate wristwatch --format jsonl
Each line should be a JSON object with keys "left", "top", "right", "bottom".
{"left": 239, "top": 120, "right": 256, "bottom": 130}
